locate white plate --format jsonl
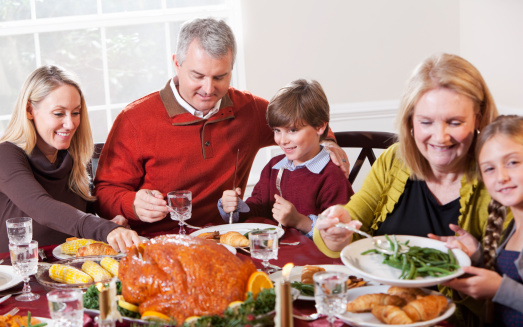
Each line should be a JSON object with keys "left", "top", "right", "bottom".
{"left": 269, "top": 264, "right": 371, "bottom": 301}
{"left": 190, "top": 223, "right": 285, "bottom": 242}
{"left": 219, "top": 243, "right": 237, "bottom": 255}
{"left": 53, "top": 236, "right": 149, "bottom": 260}
{"left": 0, "top": 265, "right": 23, "bottom": 291}
{"left": 34, "top": 317, "right": 53, "bottom": 327}
{"left": 340, "top": 235, "right": 471, "bottom": 287}
{"left": 336, "top": 285, "right": 456, "bottom": 327}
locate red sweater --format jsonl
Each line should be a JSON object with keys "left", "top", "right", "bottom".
{"left": 242, "top": 155, "right": 354, "bottom": 220}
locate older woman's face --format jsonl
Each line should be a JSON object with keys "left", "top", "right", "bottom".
{"left": 412, "top": 88, "right": 477, "bottom": 175}
{"left": 27, "top": 84, "right": 81, "bottom": 162}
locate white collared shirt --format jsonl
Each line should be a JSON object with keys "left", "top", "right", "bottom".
{"left": 170, "top": 77, "right": 221, "bottom": 119}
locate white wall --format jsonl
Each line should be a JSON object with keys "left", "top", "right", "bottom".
{"left": 238, "top": 0, "right": 523, "bottom": 194}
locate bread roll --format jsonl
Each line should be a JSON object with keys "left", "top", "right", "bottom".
{"left": 346, "top": 293, "right": 406, "bottom": 313}
{"left": 372, "top": 305, "right": 414, "bottom": 324}
{"left": 77, "top": 242, "right": 118, "bottom": 257}
{"left": 300, "top": 265, "right": 326, "bottom": 284}
{"left": 402, "top": 294, "right": 448, "bottom": 322}
{"left": 219, "top": 231, "right": 249, "bottom": 247}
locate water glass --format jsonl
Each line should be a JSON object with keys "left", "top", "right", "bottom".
{"left": 248, "top": 229, "right": 279, "bottom": 273}
{"left": 313, "top": 271, "right": 349, "bottom": 327}
{"left": 167, "top": 190, "right": 192, "bottom": 235}
{"left": 6, "top": 217, "right": 32, "bottom": 245}
{"left": 47, "top": 289, "right": 84, "bottom": 327}
{"left": 9, "top": 240, "right": 39, "bottom": 301}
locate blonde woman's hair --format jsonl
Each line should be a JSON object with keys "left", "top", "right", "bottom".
{"left": 0, "top": 65, "right": 94, "bottom": 201}
{"left": 476, "top": 115, "right": 523, "bottom": 269}
{"left": 395, "top": 53, "right": 498, "bottom": 180}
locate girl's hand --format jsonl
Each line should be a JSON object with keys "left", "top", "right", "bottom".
{"left": 106, "top": 227, "right": 142, "bottom": 253}
{"left": 442, "top": 266, "right": 502, "bottom": 299}
{"left": 317, "top": 205, "right": 361, "bottom": 252}
{"left": 222, "top": 188, "right": 241, "bottom": 214}
{"left": 272, "top": 194, "right": 310, "bottom": 232}
{"left": 428, "top": 224, "right": 479, "bottom": 257}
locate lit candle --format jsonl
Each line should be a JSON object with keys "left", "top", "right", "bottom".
{"left": 96, "top": 279, "right": 122, "bottom": 327}
{"left": 275, "top": 263, "right": 294, "bottom": 327}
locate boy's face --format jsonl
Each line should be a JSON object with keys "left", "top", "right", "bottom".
{"left": 273, "top": 122, "right": 327, "bottom": 165}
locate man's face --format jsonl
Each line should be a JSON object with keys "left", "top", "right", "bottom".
{"left": 174, "top": 40, "right": 233, "bottom": 115}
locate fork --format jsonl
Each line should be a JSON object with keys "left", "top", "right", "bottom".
{"left": 293, "top": 313, "right": 321, "bottom": 321}
{"left": 3, "top": 307, "right": 19, "bottom": 317}
{"left": 38, "top": 248, "right": 47, "bottom": 261}
{"left": 275, "top": 167, "right": 284, "bottom": 228}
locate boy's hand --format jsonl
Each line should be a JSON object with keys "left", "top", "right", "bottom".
{"left": 272, "top": 194, "right": 311, "bottom": 232}
{"left": 222, "top": 188, "right": 241, "bottom": 214}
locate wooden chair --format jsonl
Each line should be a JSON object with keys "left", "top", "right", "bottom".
{"left": 87, "top": 142, "right": 104, "bottom": 192}
{"left": 334, "top": 131, "right": 397, "bottom": 184}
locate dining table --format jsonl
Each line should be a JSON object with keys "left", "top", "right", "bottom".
{"left": 0, "top": 217, "right": 356, "bottom": 326}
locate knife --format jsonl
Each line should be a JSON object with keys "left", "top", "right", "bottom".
{"left": 229, "top": 149, "right": 240, "bottom": 224}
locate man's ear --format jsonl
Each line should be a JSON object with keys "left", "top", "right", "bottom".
{"left": 26, "top": 101, "right": 34, "bottom": 119}
{"left": 173, "top": 54, "right": 180, "bottom": 74}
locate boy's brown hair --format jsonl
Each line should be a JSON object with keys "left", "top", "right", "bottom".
{"left": 266, "top": 79, "right": 329, "bottom": 141}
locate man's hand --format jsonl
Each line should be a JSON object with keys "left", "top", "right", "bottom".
{"left": 133, "top": 189, "right": 169, "bottom": 223}
{"left": 272, "top": 194, "right": 311, "bottom": 232}
{"left": 106, "top": 227, "right": 142, "bottom": 253}
{"left": 323, "top": 140, "right": 350, "bottom": 178}
{"left": 222, "top": 188, "right": 241, "bottom": 214}
{"left": 442, "top": 266, "right": 502, "bottom": 299}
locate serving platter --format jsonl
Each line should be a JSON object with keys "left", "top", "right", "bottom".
{"left": 335, "top": 285, "right": 455, "bottom": 327}
{"left": 190, "top": 223, "right": 285, "bottom": 241}
{"left": 340, "top": 235, "right": 471, "bottom": 287}
{"left": 0, "top": 265, "right": 23, "bottom": 291}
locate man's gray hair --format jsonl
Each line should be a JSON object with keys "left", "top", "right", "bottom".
{"left": 176, "top": 17, "right": 236, "bottom": 67}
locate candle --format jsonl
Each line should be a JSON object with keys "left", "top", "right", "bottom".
{"left": 96, "top": 279, "right": 122, "bottom": 327}
{"left": 275, "top": 263, "right": 294, "bottom": 327}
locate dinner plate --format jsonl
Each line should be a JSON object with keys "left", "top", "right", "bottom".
{"left": 35, "top": 256, "right": 119, "bottom": 291}
{"left": 219, "top": 243, "right": 237, "bottom": 255}
{"left": 53, "top": 236, "right": 149, "bottom": 260}
{"left": 335, "top": 285, "right": 456, "bottom": 327}
{"left": 340, "top": 235, "right": 471, "bottom": 287}
{"left": 269, "top": 264, "right": 372, "bottom": 301}
{"left": 34, "top": 317, "right": 54, "bottom": 327}
{"left": 0, "top": 265, "right": 23, "bottom": 291}
{"left": 190, "top": 223, "right": 285, "bottom": 242}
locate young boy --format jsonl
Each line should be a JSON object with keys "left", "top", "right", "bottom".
{"left": 218, "top": 79, "right": 353, "bottom": 238}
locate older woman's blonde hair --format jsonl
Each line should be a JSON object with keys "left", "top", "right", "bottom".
{"left": 395, "top": 53, "right": 498, "bottom": 180}
{"left": 0, "top": 65, "right": 94, "bottom": 200}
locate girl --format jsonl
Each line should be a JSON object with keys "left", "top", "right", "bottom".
{"left": 439, "top": 115, "right": 523, "bottom": 326}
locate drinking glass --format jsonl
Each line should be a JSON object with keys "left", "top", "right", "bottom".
{"left": 9, "top": 240, "right": 39, "bottom": 301}
{"left": 313, "top": 271, "right": 349, "bottom": 327}
{"left": 47, "top": 289, "right": 84, "bottom": 327}
{"left": 6, "top": 217, "right": 32, "bottom": 245}
{"left": 167, "top": 190, "right": 192, "bottom": 235}
{"left": 248, "top": 229, "right": 279, "bottom": 273}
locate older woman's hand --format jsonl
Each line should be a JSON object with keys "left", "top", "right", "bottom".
{"left": 133, "top": 189, "right": 169, "bottom": 223}
{"left": 106, "top": 227, "right": 142, "bottom": 253}
{"left": 317, "top": 205, "right": 362, "bottom": 252}
{"left": 428, "top": 224, "right": 479, "bottom": 257}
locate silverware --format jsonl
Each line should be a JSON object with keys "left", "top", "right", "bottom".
{"left": 275, "top": 167, "right": 284, "bottom": 228}
{"left": 0, "top": 290, "right": 23, "bottom": 298}
{"left": 3, "top": 307, "right": 19, "bottom": 317}
{"left": 229, "top": 149, "right": 240, "bottom": 224}
{"left": 0, "top": 259, "right": 3, "bottom": 265}
{"left": 183, "top": 222, "right": 202, "bottom": 230}
{"left": 293, "top": 313, "right": 321, "bottom": 321}
{"left": 0, "top": 294, "right": 11, "bottom": 304}
{"left": 280, "top": 242, "right": 300, "bottom": 246}
{"left": 38, "top": 248, "right": 47, "bottom": 261}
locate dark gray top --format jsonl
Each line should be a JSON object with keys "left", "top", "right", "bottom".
{"left": 0, "top": 141, "right": 118, "bottom": 252}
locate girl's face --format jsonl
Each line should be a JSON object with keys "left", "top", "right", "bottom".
{"left": 412, "top": 88, "right": 478, "bottom": 175}
{"left": 479, "top": 134, "right": 523, "bottom": 211}
{"left": 273, "top": 122, "right": 327, "bottom": 165}
{"left": 27, "top": 84, "right": 81, "bottom": 162}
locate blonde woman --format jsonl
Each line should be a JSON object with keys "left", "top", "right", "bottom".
{"left": 0, "top": 65, "right": 140, "bottom": 252}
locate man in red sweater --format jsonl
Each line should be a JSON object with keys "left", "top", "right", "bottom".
{"left": 94, "top": 17, "right": 349, "bottom": 234}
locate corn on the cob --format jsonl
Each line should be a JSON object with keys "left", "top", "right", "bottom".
{"left": 49, "top": 264, "right": 94, "bottom": 284}
{"left": 81, "top": 261, "right": 112, "bottom": 282}
{"left": 100, "top": 257, "right": 119, "bottom": 277}
{"left": 60, "top": 239, "right": 98, "bottom": 255}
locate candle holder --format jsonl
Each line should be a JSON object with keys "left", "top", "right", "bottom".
{"left": 275, "top": 263, "right": 294, "bottom": 327}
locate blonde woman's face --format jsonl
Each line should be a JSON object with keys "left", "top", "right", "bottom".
{"left": 479, "top": 134, "right": 523, "bottom": 211}
{"left": 27, "top": 84, "right": 81, "bottom": 162}
{"left": 412, "top": 88, "right": 477, "bottom": 175}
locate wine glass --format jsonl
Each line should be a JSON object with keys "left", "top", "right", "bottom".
{"left": 6, "top": 217, "right": 32, "bottom": 245}
{"left": 248, "top": 229, "right": 279, "bottom": 273}
{"left": 313, "top": 271, "right": 349, "bottom": 327}
{"left": 167, "top": 190, "right": 192, "bottom": 235}
{"left": 9, "top": 240, "right": 40, "bottom": 301}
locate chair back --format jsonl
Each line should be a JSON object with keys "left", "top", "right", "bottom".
{"left": 87, "top": 143, "right": 104, "bottom": 192}
{"left": 334, "top": 131, "right": 397, "bottom": 184}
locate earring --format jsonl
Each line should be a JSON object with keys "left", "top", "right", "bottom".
{"left": 410, "top": 128, "right": 413, "bottom": 136}
{"left": 476, "top": 129, "right": 481, "bottom": 135}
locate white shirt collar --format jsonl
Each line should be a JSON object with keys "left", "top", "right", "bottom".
{"left": 170, "top": 77, "right": 221, "bottom": 119}
{"left": 272, "top": 146, "right": 330, "bottom": 174}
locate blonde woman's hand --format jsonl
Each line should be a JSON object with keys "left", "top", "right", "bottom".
{"left": 133, "top": 189, "right": 168, "bottom": 223}
{"left": 106, "top": 227, "right": 142, "bottom": 253}
{"left": 317, "top": 205, "right": 361, "bottom": 252}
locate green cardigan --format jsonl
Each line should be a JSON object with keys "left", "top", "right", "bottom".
{"left": 314, "top": 143, "right": 511, "bottom": 258}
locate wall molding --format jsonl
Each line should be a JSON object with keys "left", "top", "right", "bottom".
{"left": 330, "top": 100, "right": 399, "bottom": 121}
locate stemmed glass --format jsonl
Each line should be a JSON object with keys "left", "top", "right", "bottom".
{"left": 248, "top": 229, "right": 279, "bottom": 273}
{"left": 167, "top": 190, "right": 192, "bottom": 235}
{"left": 6, "top": 217, "right": 32, "bottom": 245}
{"left": 9, "top": 240, "right": 40, "bottom": 301}
{"left": 313, "top": 271, "right": 349, "bottom": 327}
